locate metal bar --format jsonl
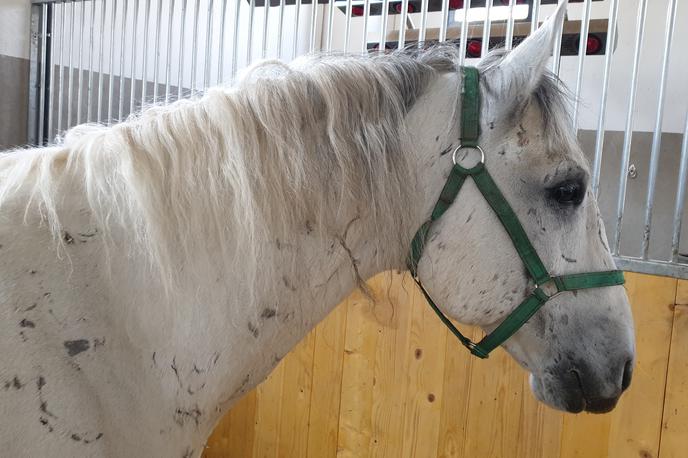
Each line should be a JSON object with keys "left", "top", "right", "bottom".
{"left": 87, "top": 0, "right": 96, "bottom": 122}
{"left": 571, "top": 0, "right": 592, "bottom": 130}
{"left": 165, "top": 0, "right": 175, "bottom": 101}
{"left": 97, "top": 0, "right": 106, "bottom": 123}
{"left": 47, "top": 3, "right": 57, "bottom": 139}
{"left": 459, "top": 0, "right": 471, "bottom": 65}
{"left": 505, "top": 0, "right": 515, "bottom": 51}
{"left": 141, "top": 0, "right": 150, "bottom": 104}
{"left": 398, "top": 0, "right": 409, "bottom": 49}
{"left": 57, "top": 1, "right": 65, "bottom": 133}
{"left": 360, "top": 0, "right": 370, "bottom": 52}
{"left": 66, "top": 0, "right": 74, "bottom": 128}
{"left": 419, "top": 0, "right": 428, "bottom": 45}
{"left": 551, "top": 0, "right": 565, "bottom": 75}
{"left": 38, "top": 3, "right": 48, "bottom": 144}
{"left": 641, "top": 0, "right": 678, "bottom": 260}
{"left": 292, "top": 0, "right": 300, "bottom": 58}
{"left": 28, "top": 4, "right": 42, "bottom": 145}
{"left": 613, "top": 256, "right": 688, "bottom": 281}
{"left": 310, "top": 0, "right": 318, "bottom": 53}
{"left": 326, "top": 0, "right": 334, "bottom": 52}
{"left": 379, "top": 0, "right": 389, "bottom": 50}
{"left": 190, "top": 0, "right": 200, "bottom": 93}
{"left": 612, "top": 0, "right": 648, "bottom": 255}
{"left": 590, "top": 0, "right": 618, "bottom": 196}
{"left": 672, "top": 113, "right": 688, "bottom": 263}
{"left": 218, "top": 0, "right": 227, "bottom": 82}
{"left": 205, "top": 0, "right": 215, "bottom": 86}
{"left": 262, "top": 0, "right": 269, "bottom": 58}
{"left": 248, "top": 0, "right": 256, "bottom": 63}
{"left": 118, "top": 0, "right": 129, "bottom": 120}
{"left": 481, "top": 0, "right": 492, "bottom": 56}
{"left": 439, "top": 0, "right": 449, "bottom": 43}
{"left": 530, "top": 0, "right": 540, "bottom": 34}
{"left": 278, "top": 0, "right": 286, "bottom": 57}
{"left": 75, "top": 0, "right": 85, "bottom": 125}
{"left": 153, "top": 0, "right": 162, "bottom": 101}
{"left": 107, "top": 0, "right": 117, "bottom": 123}
{"left": 344, "top": 0, "right": 351, "bottom": 52}
{"left": 230, "top": 0, "right": 240, "bottom": 77}
{"left": 178, "top": 0, "right": 187, "bottom": 98}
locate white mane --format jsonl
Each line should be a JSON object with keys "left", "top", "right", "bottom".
{"left": 0, "top": 47, "right": 462, "bottom": 296}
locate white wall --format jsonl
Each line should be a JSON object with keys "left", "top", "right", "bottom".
{"left": 0, "top": 0, "right": 31, "bottom": 59}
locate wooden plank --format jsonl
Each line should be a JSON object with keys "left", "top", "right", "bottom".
{"left": 399, "top": 280, "right": 449, "bottom": 458}
{"left": 658, "top": 303, "right": 688, "bottom": 458}
{"left": 277, "top": 329, "right": 317, "bottom": 458}
{"left": 515, "top": 378, "right": 564, "bottom": 458}
{"left": 336, "top": 287, "right": 380, "bottom": 457}
{"left": 252, "top": 360, "right": 286, "bottom": 458}
{"left": 306, "top": 302, "right": 348, "bottom": 458}
{"left": 606, "top": 273, "right": 677, "bottom": 458}
{"left": 560, "top": 411, "right": 613, "bottom": 458}
{"left": 674, "top": 278, "right": 688, "bottom": 305}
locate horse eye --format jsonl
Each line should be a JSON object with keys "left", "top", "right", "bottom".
{"left": 549, "top": 181, "right": 584, "bottom": 206}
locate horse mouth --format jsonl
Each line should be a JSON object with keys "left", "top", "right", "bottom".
{"left": 564, "top": 369, "right": 620, "bottom": 414}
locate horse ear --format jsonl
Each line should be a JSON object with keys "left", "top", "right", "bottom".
{"left": 486, "top": 0, "right": 567, "bottom": 98}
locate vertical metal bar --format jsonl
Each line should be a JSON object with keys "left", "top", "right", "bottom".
{"left": 87, "top": 0, "right": 96, "bottom": 122}
{"left": 398, "top": 0, "right": 409, "bottom": 49}
{"left": 419, "top": 0, "right": 428, "bottom": 46}
{"left": 530, "top": 0, "right": 540, "bottom": 34}
{"left": 48, "top": 3, "right": 57, "bottom": 140}
{"left": 118, "top": 0, "right": 129, "bottom": 120}
{"left": 190, "top": 0, "right": 200, "bottom": 93}
{"left": 57, "top": 1, "right": 66, "bottom": 133}
{"left": 379, "top": 0, "right": 389, "bottom": 50}
{"left": 38, "top": 4, "right": 48, "bottom": 144}
{"left": 590, "top": 0, "right": 619, "bottom": 196}
{"left": 310, "top": 0, "right": 319, "bottom": 53}
{"left": 178, "top": 0, "right": 187, "bottom": 98}
{"left": 218, "top": 0, "right": 228, "bottom": 82}
{"left": 292, "top": 0, "right": 300, "bottom": 58}
{"left": 262, "top": 0, "right": 269, "bottom": 58}
{"left": 672, "top": 113, "right": 688, "bottom": 262}
{"left": 141, "top": 0, "right": 150, "bottom": 104}
{"left": 205, "top": 0, "right": 215, "bottom": 87}
{"left": 481, "top": 0, "right": 492, "bottom": 56}
{"left": 613, "top": 0, "right": 648, "bottom": 255}
{"left": 278, "top": 0, "right": 286, "bottom": 57}
{"left": 76, "top": 0, "right": 85, "bottom": 125}
{"left": 326, "top": 0, "right": 334, "bottom": 52}
{"left": 551, "top": 0, "right": 565, "bottom": 75}
{"left": 459, "top": 0, "right": 471, "bottom": 65}
{"left": 344, "top": 0, "right": 352, "bottom": 52}
{"left": 505, "top": 0, "right": 515, "bottom": 51}
{"left": 130, "top": 0, "right": 139, "bottom": 113}
{"left": 248, "top": 0, "right": 256, "bottom": 63}
{"left": 153, "top": 0, "right": 163, "bottom": 101}
{"left": 571, "top": 0, "right": 592, "bottom": 130}
{"left": 66, "top": 1, "right": 75, "bottom": 129}
{"left": 231, "top": 0, "right": 240, "bottom": 77}
{"left": 439, "top": 0, "right": 449, "bottom": 43}
{"left": 107, "top": 0, "right": 117, "bottom": 123}
{"left": 98, "top": 0, "right": 107, "bottom": 123}
{"left": 165, "top": 0, "right": 175, "bottom": 101}
{"left": 641, "top": 0, "right": 678, "bottom": 260}
{"left": 361, "top": 0, "right": 370, "bottom": 53}
{"left": 28, "top": 4, "right": 42, "bottom": 145}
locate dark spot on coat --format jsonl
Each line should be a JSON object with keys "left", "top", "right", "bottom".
{"left": 261, "top": 308, "right": 277, "bottom": 319}
{"left": 282, "top": 276, "right": 297, "bottom": 292}
{"left": 527, "top": 208, "right": 537, "bottom": 216}
{"left": 37, "top": 376, "right": 45, "bottom": 390}
{"left": 276, "top": 238, "right": 281, "bottom": 250}
{"left": 305, "top": 220, "right": 313, "bottom": 235}
{"left": 435, "top": 135, "right": 440, "bottom": 142}
{"left": 489, "top": 121, "right": 495, "bottom": 130}
{"left": 248, "top": 322, "right": 259, "bottom": 338}
{"left": 517, "top": 124, "right": 529, "bottom": 146}
{"left": 19, "top": 319, "right": 35, "bottom": 328}
{"left": 93, "top": 338, "right": 105, "bottom": 348}
{"left": 440, "top": 145, "right": 453, "bottom": 156}
{"left": 71, "top": 434, "right": 82, "bottom": 442}
{"left": 174, "top": 406, "right": 202, "bottom": 427}
{"left": 465, "top": 210, "right": 474, "bottom": 224}
{"left": 182, "top": 447, "right": 194, "bottom": 458}
{"left": 24, "top": 303, "right": 37, "bottom": 311}
{"left": 498, "top": 149, "right": 505, "bottom": 156}
{"left": 64, "top": 339, "right": 90, "bottom": 356}
{"left": 29, "top": 269, "right": 36, "bottom": 274}
{"left": 63, "top": 231, "right": 74, "bottom": 244}
{"left": 598, "top": 227, "right": 609, "bottom": 252}
{"left": 561, "top": 254, "right": 577, "bottom": 263}
{"left": 171, "top": 358, "right": 182, "bottom": 386}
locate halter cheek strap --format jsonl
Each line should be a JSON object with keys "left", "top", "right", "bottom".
{"left": 408, "top": 67, "right": 625, "bottom": 359}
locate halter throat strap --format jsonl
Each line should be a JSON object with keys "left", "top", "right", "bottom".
{"left": 407, "top": 67, "right": 625, "bottom": 359}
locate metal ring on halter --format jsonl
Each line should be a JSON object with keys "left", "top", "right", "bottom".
{"left": 452, "top": 144, "right": 485, "bottom": 174}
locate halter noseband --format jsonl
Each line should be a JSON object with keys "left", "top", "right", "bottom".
{"left": 408, "top": 67, "right": 625, "bottom": 359}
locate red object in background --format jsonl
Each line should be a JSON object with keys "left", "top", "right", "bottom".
{"left": 351, "top": 5, "right": 364, "bottom": 16}
{"left": 394, "top": 2, "right": 415, "bottom": 13}
{"left": 585, "top": 35, "right": 602, "bottom": 54}
{"left": 449, "top": 0, "right": 464, "bottom": 10}
{"left": 466, "top": 40, "right": 482, "bottom": 58}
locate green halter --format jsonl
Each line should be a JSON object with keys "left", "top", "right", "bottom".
{"left": 408, "top": 67, "right": 625, "bottom": 359}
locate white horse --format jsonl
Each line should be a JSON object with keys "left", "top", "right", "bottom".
{"left": 0, "top": 2, "right": 634, "bottom": 456}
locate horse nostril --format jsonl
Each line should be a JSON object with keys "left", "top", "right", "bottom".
{"left": 621, "top": 359, "right": 633, "bottom": 391}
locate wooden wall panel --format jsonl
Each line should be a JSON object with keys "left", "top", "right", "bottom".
{"left": 203, "top": 272, "right": 686, "bottom": 458}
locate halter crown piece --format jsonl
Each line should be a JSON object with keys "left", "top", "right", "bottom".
{"left": 407, "top": 67, "right": 625, "bottom": 359}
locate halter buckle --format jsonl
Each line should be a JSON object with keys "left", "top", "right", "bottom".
{"left": 534, "top": 278, "right": 562, "bottom": 300}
